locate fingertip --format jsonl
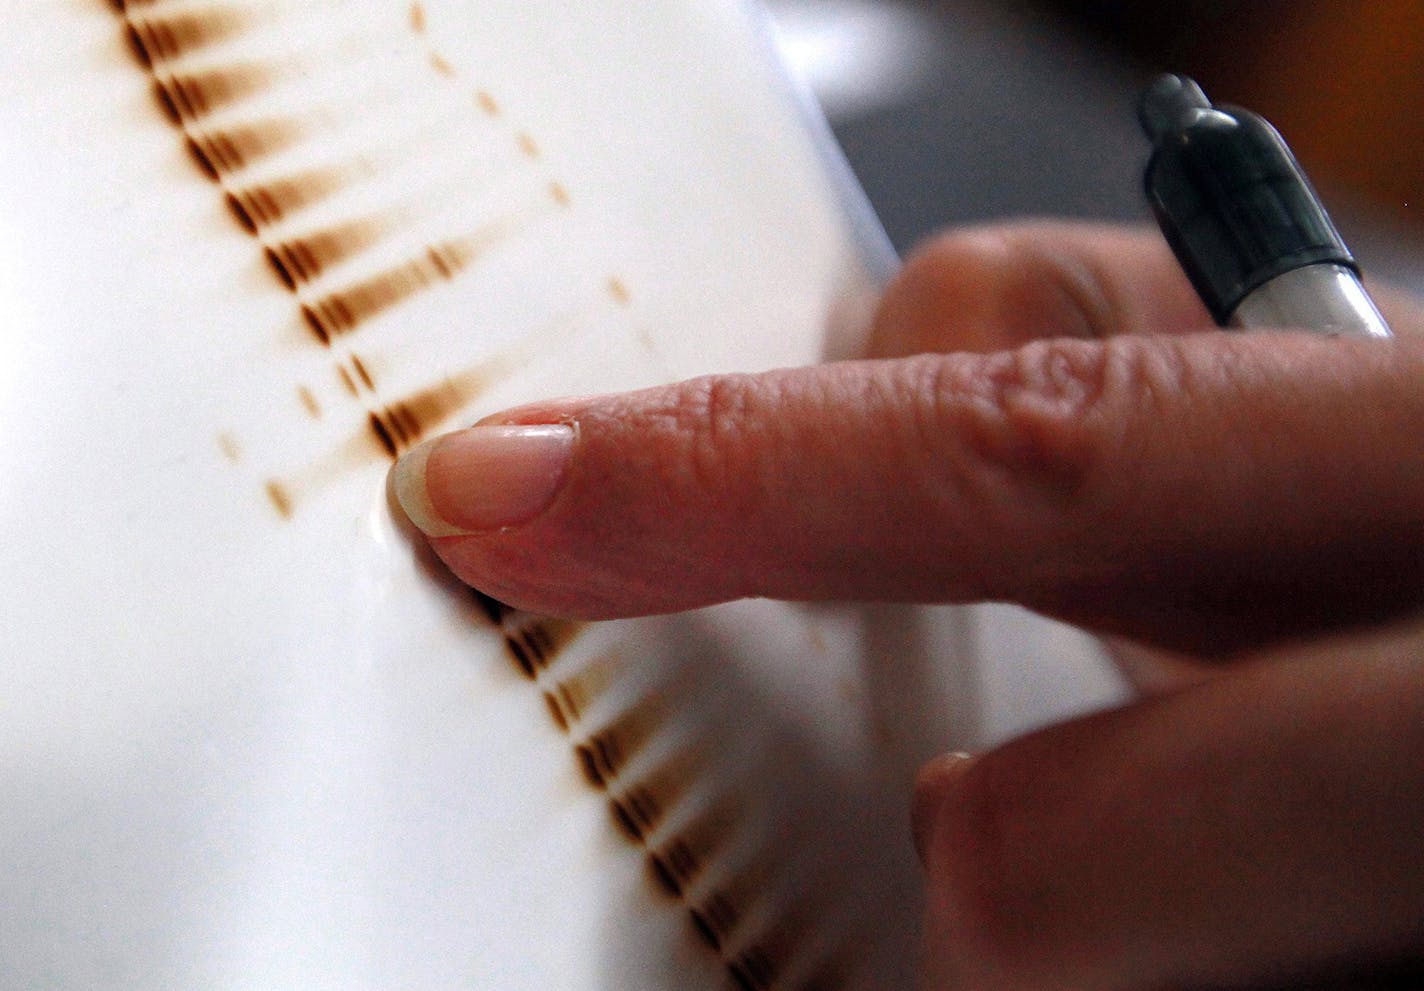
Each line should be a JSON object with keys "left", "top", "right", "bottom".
{"left": 392, "top": 423, "right": 576, "bottom": 538}
{"left": 391, "top": 435, "right": 474, "bottom": 538}
{"left": 912, "top": 752, "right": 976, "bottom": 866}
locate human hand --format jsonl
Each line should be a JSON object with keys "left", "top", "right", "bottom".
{"left": 393, "top": 222, "right": 1424, "bottom": 988}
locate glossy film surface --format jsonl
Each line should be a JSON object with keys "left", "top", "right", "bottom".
{"left": 0, "top": 3, "right": 1120, "bottom": 988}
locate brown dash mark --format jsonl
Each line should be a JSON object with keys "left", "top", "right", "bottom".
{"left": 226, "top": 166, "right": 352, "bottom": 234}
{"left": 216, "top": 432, "right": 243, "bottom": 463}
{"left": 539, "top": 649, "right": 624, "bottom": 733}
{"left": 502, "top": 616, "right": 582, "bottom": 678}
{"left": 573, "top": 705, "right": 666, "bottom": 790}
{"left": 125, "top": 7, "right": 254, "bottom": 69}
{"left": 607, "top": 276, "right": 631, "bottom": 306}
{"left": 542, "top": 679, "right": 590, "bottom": 733}
{"left": 365, "top": 368, "right": 493, "bottom": 458}
{"left": 301, "top": 239, "right": 483, "bottom": 344}
{"left": 265, "top": 217, "right": 387, "bottom": 291}
{"left": 335, "top": 364, "right": 360, "bottom": 398}
{"left": 646, "top": 801, "right": 735, "bottom": 899}
{"left": 186, "top": 118, "right": 305, "bottom": 181}
{"left": 297, "top": 386, "right": 322, "bottom": 419}
{"left": 265, "top": 480, "right": 294, "bottom": 519}
{"left": 612, "top": 753, "right": 698, "bottom": 843}
{"left": 347, "top": 355, "right": 377, "bottom": 393}
{"left": 609, "top": 782, "right": 669, "bottom": 844}
{"left": 151, "top": 64, "right": 274, "bottom": 125}
{"left": 690, "top": 889, "right": 742, "bottom": 953}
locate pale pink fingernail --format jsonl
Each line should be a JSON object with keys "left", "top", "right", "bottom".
{"left": 392, "top": 424, "right": 575, "bottom": 536}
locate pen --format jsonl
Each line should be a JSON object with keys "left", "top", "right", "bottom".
{"left": 1139, "top": 73, "right": 1393, "bottom": 339}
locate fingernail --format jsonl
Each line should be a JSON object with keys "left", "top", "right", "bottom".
{"left": 392, "top": 423, "right": 575, "bottom": 536}
{"left": 912, "top": 752, "right": 975, "bottom": 866}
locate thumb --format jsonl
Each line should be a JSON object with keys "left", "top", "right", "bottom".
{"left": 909, "top": 634, "right": 1424, "bottom": 990}
{"left": 393, "top": 332, "right": 1424, "bottom": 652}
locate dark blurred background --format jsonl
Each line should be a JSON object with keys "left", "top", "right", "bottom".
{"left": 1048, "top": 0, "right": 1424, "bottom": 217}
{"left": 767, "top": 0, "right": 1424, "bottom": 286}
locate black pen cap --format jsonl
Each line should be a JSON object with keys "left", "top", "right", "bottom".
{"left": 1139, "top": 74, "right": 1356, "bottom": 325}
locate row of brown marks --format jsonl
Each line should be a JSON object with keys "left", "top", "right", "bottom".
{"left": 557, "top": 694, "right": 725, "bottom": 887}
{"left": 152, "top": 63, "right": 273, "bottom": 125}
{"left": 569, "top": 709, "right": 807, "bottom": 987}
{"left": 301, "top": 240, "right": 476, "bottom": 345}
{"left": 116, "top": 31, "right": 767, "bottom": 979}
{"left": 186, "top": 117, "right": 305, "bottom": 180}
{"left": 472, "top": 589, "right": 822, "bottom": 990}
{"left": 226, "top": 165, "right": 350, "bottom": 234}
{"left": 631, "top": 777, "right": 818, "bottom": 990}
{"left": 557, "top": 702, "right": 787, "bottom": 983}
{"left": 371, "top": 17, "right": 810, "bottom": 981}
{"left": 125, "top": 6, "right": 253, "bottom": 68}
{"left": 107, "top": 2, "right": 388, "bottom": 527}
{"left": 265, "top": 216, "right": 387, "bottom": 291}
{"left": 113, "top": 3, "right": 321, "bottom": 222}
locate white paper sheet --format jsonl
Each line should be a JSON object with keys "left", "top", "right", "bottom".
{"left": 0, "top": 3, "right": 1123, "bottom": 988}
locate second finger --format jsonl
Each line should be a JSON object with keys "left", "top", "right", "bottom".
{"left": 867, "top": 221, "right": 1213, "bottom": 359}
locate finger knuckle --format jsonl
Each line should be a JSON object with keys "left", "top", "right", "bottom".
{"left": 935, "top": 339, "right": 1111, "bottom": 494}
{"left": 933, "top": 337, "right": 1174, "bottom": 506}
